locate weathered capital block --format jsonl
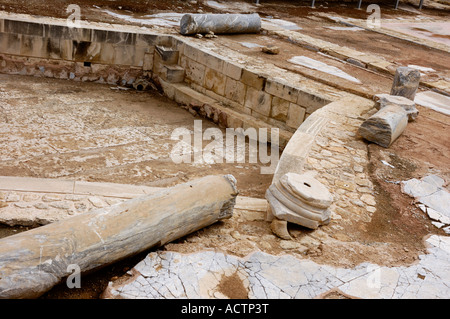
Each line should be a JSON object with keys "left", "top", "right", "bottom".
{"left": 373, "top": 93, "right": 418, "bottom": 121}
{"left": 390, "top": 66, "right": 421, "bottom": 100}
{"left": 265, "top": 172, "right": 333, "bottom": 230}
{"left": 358, "top": 104, "right": 408, "bottom": 148}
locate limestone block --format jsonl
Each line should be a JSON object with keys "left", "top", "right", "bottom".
{"left": 142, "top": 52, "right": 154, "bottom": 71}
{"left": 135, "top": 33, "right": 158, "bottom": 47}
{"left": 0, "top": 32, "right": 21, "bottom": 55}
{"left": 241, "top": 69, "right": 266, "bottom": 90}
{"left": 45, "top": 24, "right": 91, "bottom": 42}
{"left": 265, "top": 172, "right": 333, "bottom": 230}
{"left": 224, "top": 61, "right": 243, "bottom": 81}
{"left": 105, "top": 31, "right": 135, "bottom": 45}
{"left": 155, "top": 45, "right": 179, "bottom": 65}
{"left": 113, "top": 45, "right": 135, "bottom": 66}
{"left": 160, "top": 65, "right": 185, "bottom": 83}
{"left": 374, "top": 93, "right": 418, "bottom": 121}
{"left": 180, "top": 13, "right": 261, "bottom": 35}
{"left": 204, "top": 67, "right": 226, "bottom": 96}
{"left": 224, "top": 77, "right": 246, "bottom": 104}
{"left": 265, "top": 79, "right": 299, "bottom": 103}
{"left": 184, "top": 57, "right": 206, "bottom": 85}
{"left": 183, "top": 43, "right": 200, "bottom": 61}
{"left": 390, "top": 66, "right": 421, "bottom": 100}
{"left": 358, "top": 104, "right": 408, "bottom": 148}
{"left": 244, "top": 86, "right": 272, "bottom": 117}
{"left": 4, "top": 19, "right": 44, "bottom": 37}
{"left": 286, "top": 103, "right": 306, "bottom": 129}
{"left": 198, "top": 50, "right": 224, "bottom": 72}
{"left": 271, "top": 97, "right": 290, "bottom": 122}
{"left": 296, "top": 90, "right": 330, "bottom": 114}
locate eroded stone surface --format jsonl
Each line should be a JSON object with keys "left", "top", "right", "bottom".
{"left": 402, "top": 175, "right": 450, "bottom": 226}
{"left": 103, "top": 234, "right": 450, "bottom": 299}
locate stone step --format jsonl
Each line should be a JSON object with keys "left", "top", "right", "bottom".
{"left": 160, "top": 64, "right": 185, "bottom": 83}
{"left": 154, "top": 45, "right": 179, "bottom": 65}
{"left": 158, "top": 79, "right": 293, "bottom": 148}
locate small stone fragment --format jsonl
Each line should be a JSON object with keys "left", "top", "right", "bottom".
{"left": 262, "top": 45, "right": 280, "bottom": 55}
{"left": 270, "top": 219, "right": 292, "bottom": 240}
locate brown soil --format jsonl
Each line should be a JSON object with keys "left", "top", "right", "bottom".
{"left": 217, "top": 271, "right": 249, "bottom": 299}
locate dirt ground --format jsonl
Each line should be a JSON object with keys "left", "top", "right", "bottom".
{"left": 0, "top": 0, "right": 448, "bottom": 299}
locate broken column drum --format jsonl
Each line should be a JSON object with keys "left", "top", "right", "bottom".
{"left": 265, "top": 172, "right": 333, "bottom": 230}
{"left": 180, "top": 13, "right": 261, "bottom": 35}
{"left": 390, "top": 66, "right": 421, "bottom": 101}
{"left": 358, "top": 104, "right": 408, "bottom": 148}
{"left": 0, "top": 175, "right": 238, "bottom": 299}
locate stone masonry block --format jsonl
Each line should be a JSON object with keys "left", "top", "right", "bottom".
{"left": 183, "top": 43, "right": 200, "bottom": 61}
{"left": 113, "top": 45, "right": 135, "bottom": 66}
{"left": 45, "top": 24, "right": 91, "bottom": 42}
{"left": 155, "top": 45, "right": 179, "bottom": 65}
{"left": 271, "top": 96, "right": 290, "bottom": 122}
{"left": 1, "top": 32, "right": 21, "bottom": 55}
{"left": 204, "top": 67, "right": 226, "bottom": 96}
{"left": 265, "top": 78, "right": 299, "bottom": 103}
{"left": 184, "top": 57, "right": 206, "bottom": 85}
{"left": 198, "top": 50, "right": 224, "bottom": 72}
{"left": 224, "top": 61, "right": 243, "bottom": 81}
{"left": 99, "top": 42, "right": 115, "bottom": 64}
{"left": 241, "top": 69, "right": 266, "bottom": 90}
{"left": 286, "top": 103, "right": 306, "bottom": 129}
{"left": 297, "top": 90, "right": 330, "bottom": 114}
{"left": 245, "top": 86, "right": 272, "bottom": 117}
{"left": 224, "top": 77, "right": 247, "bottom": 105}
{"left": 4, "top": 20, "right": 44, "bottom": 37}
{"left": 143, "top": 52, "right": 154, "bottom": 71}
{"left": 135, "top": 33, "right": 158, "bottom": 46}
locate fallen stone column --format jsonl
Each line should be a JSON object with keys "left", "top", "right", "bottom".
{"left": 390, "top": 66, "right": 421, "bottom": 100}
{"left": 180, "top": 13, "right": 261, "bottom": 35}
{"left": 0, "top": 175, "right": 238, "bottom": 299}
{"left": 358, "top": 104, "right": 408, "bottom": 148}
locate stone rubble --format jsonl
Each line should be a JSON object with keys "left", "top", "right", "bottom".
{"left": 402, "top": 175, "right": 450, "bottom": 227}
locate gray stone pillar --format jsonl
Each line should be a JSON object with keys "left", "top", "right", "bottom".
{"left": 390, "top": 66, "right": 421, "bottom": 100}
{"left": 180, "top": 13, "right": 261, "bottom": 35}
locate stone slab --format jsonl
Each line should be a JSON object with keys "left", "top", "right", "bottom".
{"left": 103, "top": 234, "right": 450, "bottom": 299}
{"left": 414, "top": 91, "right": 450, "bottom": 116}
